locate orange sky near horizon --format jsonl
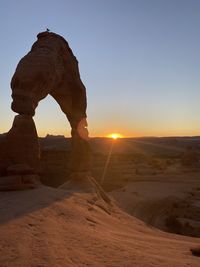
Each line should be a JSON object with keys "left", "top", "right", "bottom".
{"left": 1, "top": 120, "right": 199, "bottom": 138}
{"left": 35, "top": 123, "right": 200, "bottom": 138}
{"left": 1, "top": 93, "right": 199, "bottom": 138}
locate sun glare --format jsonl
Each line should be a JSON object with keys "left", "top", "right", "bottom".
{"left": 107, "top": 133, "right": 123, "bottom": 139}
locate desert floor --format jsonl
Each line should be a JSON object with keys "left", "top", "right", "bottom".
{"left": 0, "top": 176, "right": 199, "bottom": 267}
{"left": 0, "top": 136, "right": 200, "bottom": 266}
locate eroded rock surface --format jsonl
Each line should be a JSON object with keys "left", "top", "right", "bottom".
{"left": 0, "top": 31, "right": 93, "bottom": 191}
{"left": 7, "top": 115, "right": 40, "bottom": 170}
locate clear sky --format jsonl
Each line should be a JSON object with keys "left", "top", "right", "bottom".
{"left": 0, "top": 0, "right": 200, "bottom": 137}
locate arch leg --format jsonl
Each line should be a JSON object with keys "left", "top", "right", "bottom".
{"left": 68, "top": 117, "right": 91, "bottom": 173}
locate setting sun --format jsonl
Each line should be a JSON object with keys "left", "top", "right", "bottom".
{"left": 107, "top": 133, "right": 123, "bottom": 139}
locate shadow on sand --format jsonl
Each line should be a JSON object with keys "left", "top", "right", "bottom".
{"left": 0, "top": 186, "right": 73, "bottom": 225}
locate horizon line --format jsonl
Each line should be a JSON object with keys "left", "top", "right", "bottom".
{"left": 40, "top": 134, "right": 200, "bottom": 139}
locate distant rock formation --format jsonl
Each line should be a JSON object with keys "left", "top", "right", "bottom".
{"left": 45, "top": 134, "right": 65, "bottom": 139}
{"left": 0, "top": 32, "right": 92, "bottom": 190}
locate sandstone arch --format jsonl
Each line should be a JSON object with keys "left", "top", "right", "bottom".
{"left": 0, "top": 32, "right": 91, "bottom": 190}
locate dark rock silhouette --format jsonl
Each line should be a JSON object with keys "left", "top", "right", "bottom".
{"left": 0, "top": 32, "right": 94, "bottom": 191}
{"left": 7, "top": 115, "right": 40, "bottom": 171}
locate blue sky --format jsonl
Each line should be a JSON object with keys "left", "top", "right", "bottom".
{"left": 1, "top": 0, "right": 200, "bottom": 137}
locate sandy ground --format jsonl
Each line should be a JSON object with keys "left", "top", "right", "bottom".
{"left": 111, "top": 172, "right": 200, "bottom": 234}
{"left": 0, "top": 184, "right": 199, "bottom": 267}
